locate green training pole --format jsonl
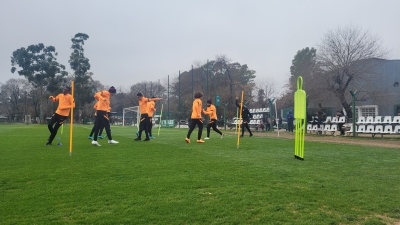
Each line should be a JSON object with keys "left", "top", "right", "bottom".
{"left": 158, "top": 104, "right": 163, "bottom": 136}
{"left": 61, "top": 124, "right": 63, "bottom": 135}
{"left": 294, "top": 76, "right": 306, "bottom": 160}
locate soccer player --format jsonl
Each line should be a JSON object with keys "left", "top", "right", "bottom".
{"left": 91, "top": 86, "right": 119, "bottom": 146}
{"left": 88, "top": 103, "right": 109, "bottom": 139}
{"left": 185, "top": 92, "right": 205, "bottom": 143}
{"left": 134, "top": 93, "right": 162, "bottom": 141}
{"left": 147, "top": 97, "right": 156, "bottom": 139}
{"left": 202, "top": 99, "right": 224, "bottom": 139}
{"left": 46, "top": 86, "right": 75, "bottom": 146}
{"left": 235, "top": 96, "right": 253, "bottom": 137}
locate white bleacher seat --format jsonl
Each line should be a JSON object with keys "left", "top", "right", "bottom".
{"left": 374, "top": 125, "right": 383, "bottom": 133}
{"left": 331, "top": 117, "right": 338, "bottom": 123}
{"left": 250, "top": 120, "right": 260, "bottom": 125}
{"left": 324, "top": 116, "right": 332, "bottom": 123}
{"left": 372, "top": 116, "right": 382, "bottom": 124}
{"left": 329, "top": 124, "right": 338, "bottom": 135}
{"left": 345, "top": 124, "right": 354, "bottom": 136}
{"left": 382, "top": 125, "right": 393, "bottom": 134}
{"left": 307, "top": 124, "right": 312, "bottom": 133}
{"left": 392, "top": 125, "right": 400, "bottom": 134}
{"left": 356, "top": 116, "right": 366, "bottom": 124}
{"left": 392, "top": 116, "right": 400, "bottom": 124}
{"left": 323, "top": 124, "right": 331, "bottom": 134}
{"left": 356, "top": 125, "right": 366, "bottom": 133}
{"left": 365, "top": 116, "right": 374, "bottom": 124}
{"left": 310, "top": 124, "right": 318, "bottom": 133}
{"left": 364, "top": 125, "right": 375, "bottom": 134}
{"left": 382, "top": 116, "right": 392, "bottom": 124}
{"left": 374, "top": 125, "right": 383, "bottom": 137}
{"left": 338, "top": 116, "right": 346, "bottom": 123}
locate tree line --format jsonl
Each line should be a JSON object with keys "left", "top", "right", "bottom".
{"left": 0, "top": 25, "right": 387, "bottom": 123}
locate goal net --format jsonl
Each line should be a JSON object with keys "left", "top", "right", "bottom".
{"left": 122, "top": 106, "right": 140, "bottom": 127}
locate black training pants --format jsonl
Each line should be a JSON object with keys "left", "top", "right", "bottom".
{"left": 47, "top": 113, "right": 67, "bottom": 144}
{"left": 187, "top": 118, "right": 203, "bottom": 140}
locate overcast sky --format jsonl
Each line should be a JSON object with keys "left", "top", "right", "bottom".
{"left": 1, "top": 0, "right": 399, "bottom": 94}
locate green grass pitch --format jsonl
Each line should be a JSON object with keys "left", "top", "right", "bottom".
{"left": 1, "top": 124, "right": 399, "bottom": 224}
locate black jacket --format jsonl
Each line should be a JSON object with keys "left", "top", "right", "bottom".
{"left": 236, "top": 100, "right": 252, "bottom": 122}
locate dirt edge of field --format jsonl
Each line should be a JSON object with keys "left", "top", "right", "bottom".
{"left": 231, "top": 130, "right": 399, "bottom": 149}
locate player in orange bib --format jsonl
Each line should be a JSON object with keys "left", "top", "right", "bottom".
{"left": 91, "top": 86, "right": 119, "bottom": 146}
{"left": 46, "top": 86, "right": 75, "bottom": 146}
{"left": 202, "top": 99, "right": 224, "bottom": 139}
{"left": 134, "top": 93, "right": 162, "bottom": 141}
{"left": 185, "top": 92, "right": 205, "bottom": 144}
{"left": 147, "top": 97, "right": 156, "bottom": 139}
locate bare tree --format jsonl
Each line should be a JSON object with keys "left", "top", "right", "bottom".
{"left": 317, "top": 25, "right": 388, "bottom": 118}
{"left": 0, "top": 78, "right": 32, "bottom": 122}
{"left": 253, "top": 78, "right": 276, "bottom": 108}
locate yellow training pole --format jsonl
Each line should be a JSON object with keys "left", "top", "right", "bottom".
{"left": 237, "top": 91, "right": 244, "bottom": 149}
{"left": 158, "top": 104, "right": 163, "bottom": 136}
{"left": 69, "top": 81, "right": 75, "bottom": 156}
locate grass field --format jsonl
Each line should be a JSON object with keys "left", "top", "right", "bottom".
{"left": 1, "top": 124, "right": 399, "bottom": 225}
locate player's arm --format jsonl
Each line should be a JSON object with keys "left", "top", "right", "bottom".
{"left": 235, "top": 96, "right": 240, "bottom": 108}
{"left": 49, "top": 94, "right": 58, "bottom": 102}
{"left": 94, "top": 92, "right": 106, "bottom": 101}
{"left": 149, "top": 97, "right": 162, "bottom": 101}
{"left": 202, "top": 107, "right": 212, "bottom": 115}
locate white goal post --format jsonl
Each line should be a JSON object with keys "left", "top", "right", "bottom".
{"left": 122, "top": 106, "right": 140, "bottom": 127}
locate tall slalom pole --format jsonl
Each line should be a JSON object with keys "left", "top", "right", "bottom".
{"left": 237, "top": 91, "right": 244, "bottom": 149}
{"left": 158, "top": 104, "right": 163, "bottom": 136}
{"left": 69, "top": 80, "right": 75, "bottom": 156}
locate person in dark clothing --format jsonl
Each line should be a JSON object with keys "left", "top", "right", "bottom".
{"left": 265, "top": 117, "right": 271, "bottom": 131}
{"left": 336, "top": 110, "right": 345, "bottom": 135}
{"left": 286, "top": 110, "right": 294, "bottom": 132}
{"left": 317, "top": 103, "right": 324, "bottom": 129}
{"left": 235, "top": 96, "right": 253, "bottom": 137}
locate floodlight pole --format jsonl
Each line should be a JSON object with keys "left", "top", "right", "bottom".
{"left": 206, "top": 60, "right": 209, "bottom": 98}
{"left": 350, "top": 90, "right": 358, "bottom": 137}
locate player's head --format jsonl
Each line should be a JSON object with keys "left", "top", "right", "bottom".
{"left": 137, "top": 92, "right": 143, "bottom": 100}
{"left": 194, "top": 92, "right": 203, "bottom": 99}
{"left": 63, "top": 86, "right": 71, "bottom": 94}
{"left": 206, "top": 99, "right": 212, "bottom": 106}
{"left": 108, "top": 86, "right": 117, "bottom": 96}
